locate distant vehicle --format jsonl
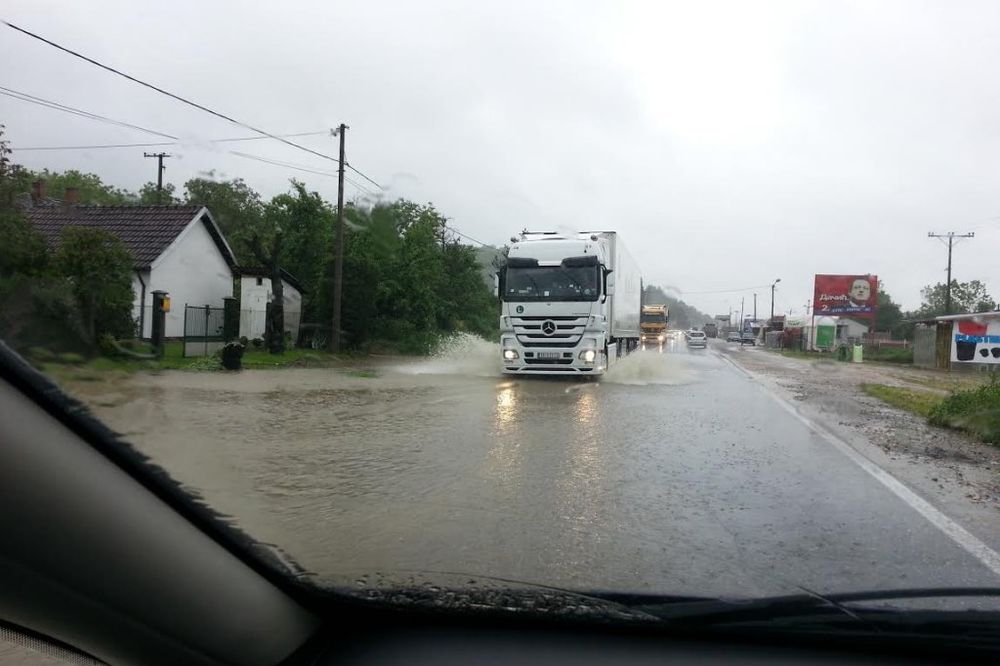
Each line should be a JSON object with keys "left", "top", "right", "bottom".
{"left": 703, "top": 322, "right": 718, "bottom": 338}
{"left": 741, "top": 332, "right": 757, "bottom": 346}
{"left": 686, "top": 330, "right": 707, "bottom": 348}
{"left": 727, "top": 332, "right": 742, "bottom": 343}
{"left": 640, "top": 304, "right": 669, "bottom": 347}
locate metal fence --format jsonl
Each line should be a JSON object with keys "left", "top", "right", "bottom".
{"left": 183, "top": 304, "right": 226, "bottom": 357}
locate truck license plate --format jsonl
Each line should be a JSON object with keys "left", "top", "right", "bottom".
{"left": 537, "top": 352, "right": 561, "bottom": 359}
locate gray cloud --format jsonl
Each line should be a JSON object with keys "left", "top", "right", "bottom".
{"left": 3, "top": 0, "right": 999, "bottom": 315}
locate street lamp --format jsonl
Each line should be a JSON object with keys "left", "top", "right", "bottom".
{"left": 770, "top": 278, "right": 782, "bottom": 322}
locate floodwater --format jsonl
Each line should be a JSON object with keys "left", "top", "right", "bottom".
{"left": 79, "top": 336, "right": 1000, "bottom": 598}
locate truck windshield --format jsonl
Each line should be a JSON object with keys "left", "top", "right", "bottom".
{"left": 641, "top": 313, "right": 666, "bottom": 323}
{"left": 504, "top": 266, "right": 600, "bottom": 302}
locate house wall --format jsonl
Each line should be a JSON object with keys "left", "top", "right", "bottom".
{"left": 239, "top": 276, "right": 302, "bottom": 342}
{"left": 146, "top": 218, "right": 234, "bottom": 338}
{"left": 131, "top": 270, "right": 151, "bottom": 338}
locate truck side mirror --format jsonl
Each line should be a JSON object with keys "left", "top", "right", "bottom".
{"left": 603, "top": 269, "right": 615, "bottom": 302}
{"left": 494, "top": 270, "right": 505, "bottom": 302}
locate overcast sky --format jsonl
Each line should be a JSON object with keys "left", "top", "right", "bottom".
{"left": 3, "top": 0, "right": 999, "bottom": 316}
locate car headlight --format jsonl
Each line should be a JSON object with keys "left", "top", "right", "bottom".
{"left": 579, "top": 349, "right": 597, "bottom": 363}
{"left": 503, "top": 349, "right": 519, "bottom": 360}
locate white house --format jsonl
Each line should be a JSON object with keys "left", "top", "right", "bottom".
{"left": 26, "top": 203, "right": 237, "bottom": 338}
{"left": 237, "top": 268, "right": 304, "bottom": 342}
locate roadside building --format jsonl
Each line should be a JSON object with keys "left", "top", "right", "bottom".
{"left": 237, "top": 268, "right": 305, "bottom": 343}
{"left": 23, "top": 191, "right": 238, "bottom": 339}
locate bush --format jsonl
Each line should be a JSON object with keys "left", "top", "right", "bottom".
{"left": 220, "top": 341, "right": 245, "bottom": 370}
{"left": 27, "top": 346, "right": 55, "bottom": 361}
{"left": 866, "top": 347, "right": 914, "bottom": 364}
{"left": 57, "top": 352, "right": 86, "bottom": 364}
{"left": 928, "top": 381, "right": 1000, "bottom": 444}
{"left": 251, "top": 337, "right": 264, "bottom": 349}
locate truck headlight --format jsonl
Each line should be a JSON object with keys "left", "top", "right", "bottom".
{"left": 503, "top": 349, "right": 519, "bottom": 360}
{"left": 579, "top": 349, "right": 597, "bottom": 363}
{"left": 658, "top": 334, "right": 665, "bottom": 342}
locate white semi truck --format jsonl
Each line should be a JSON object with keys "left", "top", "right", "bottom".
{"left": 497, "top": 231, "right": 642, "bottom": 375}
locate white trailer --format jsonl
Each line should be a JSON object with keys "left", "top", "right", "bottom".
{"left": 497, "top": 231, "right": 643, "bottom": 375}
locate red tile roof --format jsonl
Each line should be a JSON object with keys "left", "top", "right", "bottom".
{"left": 24, "top": 205, "right": 236, "bottom": 270}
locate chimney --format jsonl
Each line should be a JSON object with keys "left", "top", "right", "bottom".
{"left": 31, "top": 179, "right": 46, "bottom": 204}
{"left": 64, "top": 187, "right": 80, "bottom": 206}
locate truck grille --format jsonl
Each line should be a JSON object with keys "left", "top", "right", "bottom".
{"left": 512, "top": 315, "right": 588, "bottom": 348}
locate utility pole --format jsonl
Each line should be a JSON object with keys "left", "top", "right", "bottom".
{"left": 753, "top": 292, "right": 757, "bottom": 322}
{"left": 770, "top": 278, "right": 781, "bottom": 322}
{"left": 740, "top": 296, "right": 745, "bottom": 330}
{"left": 927, "top": 231, "right": 975, "bottom": 315}
{"left": 330, "top": 124, "right": 348, "bottom": 352}
{"left": 143, "top": 152, "right": 170, "bottom": 204}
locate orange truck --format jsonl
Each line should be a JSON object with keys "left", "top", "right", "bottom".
{"left": 640, "top": 304, "right": 669, "bottom": 347}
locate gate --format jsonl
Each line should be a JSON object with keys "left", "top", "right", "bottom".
{"left": 183, "top": 304, "right": 226, "bottom": 357}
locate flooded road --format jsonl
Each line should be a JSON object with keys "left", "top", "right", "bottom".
{"left": 81, "top": 338, "right": 1000, "bottom": 598}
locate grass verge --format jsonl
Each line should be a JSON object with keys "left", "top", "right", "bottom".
{"left": 860, "top": 383, "right": 942, "bottom": 418}
{"left": 927, "top": 382, "right": 1000, "bottom": 445}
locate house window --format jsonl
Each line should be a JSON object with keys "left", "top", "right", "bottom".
{"left": 256, "top": 277, "right": 263, "bottom": 286}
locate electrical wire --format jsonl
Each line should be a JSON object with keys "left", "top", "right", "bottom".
{"left": 443, "top": 224, "right": 490, "bottom": 247}
{"left": 677, "top": 284, "right": 773, "bottom": 295}
{"left": 2, "top": 19, "right": 389, "bottom": 193}
{"left": 12, "top": 131, "right": 331, "bottom": 152}
{"left": 229, "top": 150, "right": 376, "bottom": 196}
{"left": 0, "top": 85, "right": 177, "bottom": 139}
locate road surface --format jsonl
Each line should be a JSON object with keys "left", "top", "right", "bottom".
{"left": 78, "top": 336, "right": 1000, "bottom": 599}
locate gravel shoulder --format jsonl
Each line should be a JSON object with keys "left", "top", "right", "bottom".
{"left": 715, "top": 342, "right": 1000, "bottom": 549}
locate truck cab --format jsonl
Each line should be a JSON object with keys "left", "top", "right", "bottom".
{"left": 497, "top": 232, "right": 641, "bottom": 375}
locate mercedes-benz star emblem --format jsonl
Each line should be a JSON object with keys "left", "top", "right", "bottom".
{"left": 541, "top": 320, "right": 557, "bottom": 336}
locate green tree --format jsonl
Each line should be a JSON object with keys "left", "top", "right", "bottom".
{"left": 25, "top": 169, "right": 136, "bottom": 205}
{"left": 265, "top": 181, "right": 334, "bottom": 321}
{"left": 54, "top": 227, "right": 135, "bottom": 345}
{"left": 874, "top": 285, "right": 903, "bottom": 330}
{"left": 642, "top": 285, "right": 712, "bottom": 330}
{"left": 138, "top": 181, "right": 180, "bottom": 205}
{"left": 918, "top": 280, "right": 996, "bottom": 317}
{"left": 0, "top": 126, "right": 49, "bottom": 277}
{"left": 184, "top": 174, "right": 263, "bottom": 251}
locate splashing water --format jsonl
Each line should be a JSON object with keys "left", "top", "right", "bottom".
{"left": 397, "top": 333, "right": 500, "bottom": 377}
{"left": 602, "top": 347, "right": 695, "bottom": 386}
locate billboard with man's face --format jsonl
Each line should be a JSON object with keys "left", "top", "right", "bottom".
{"left": 813, "top": 274, "right": 878, "bottom": 318}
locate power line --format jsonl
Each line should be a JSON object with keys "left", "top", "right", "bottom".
{"left": 345, "top": 163, "right": 382, "bottom": 190}
{"left": 12, "top": 131, "right": 330, "bottom": 152}
{"left": 444, "top": 224, "right": 490, "bottom": 247}
{"left": 229, "top": 150, "right": 376, "bottom": 196}
{"left": 0, "top": 85, "right": 177, "bottom": 139}
{"left": 3, "top": 20, "right": 344, "bottom": 165}
{"left": 678, "top": 284, "right": 772, "bottom": 295}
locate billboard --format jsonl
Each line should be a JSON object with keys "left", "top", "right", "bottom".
{"left": 952, "top": 317, "right": 1000, "bottom": 364}
{"left": 813, "top": 274, "right": 878, "bottom": 318}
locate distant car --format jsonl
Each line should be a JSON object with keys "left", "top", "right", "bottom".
{"left": 740, "top": 332, "right": 756, "bottom": 346}
{"left": 686, "top": 330, "right": 707, "bottom": 348}
{"left": 726, "top": 332, "right": 742, "bottom": 343}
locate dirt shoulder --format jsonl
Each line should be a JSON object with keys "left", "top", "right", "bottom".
{"left": 715, "top": 342, "right": 1000, "bottom": 528}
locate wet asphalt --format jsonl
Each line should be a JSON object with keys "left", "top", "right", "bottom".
{"left": 101, "top": 338, "right": 1000, "bottom": 599}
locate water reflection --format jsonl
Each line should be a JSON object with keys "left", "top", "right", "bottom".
{"left": 485, "top": 381, "right": 523, "bottom": 483}
{"left": 494, "top": 382, "right": 518, "bottom": 432}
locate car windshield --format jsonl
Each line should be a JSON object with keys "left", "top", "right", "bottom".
{"left": 4, "top": 0, "right": 1000, "bottom": 639}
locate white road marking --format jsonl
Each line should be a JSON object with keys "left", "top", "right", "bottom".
{"left": 715, "top": 349, "right": 1000, "bottom": 578}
